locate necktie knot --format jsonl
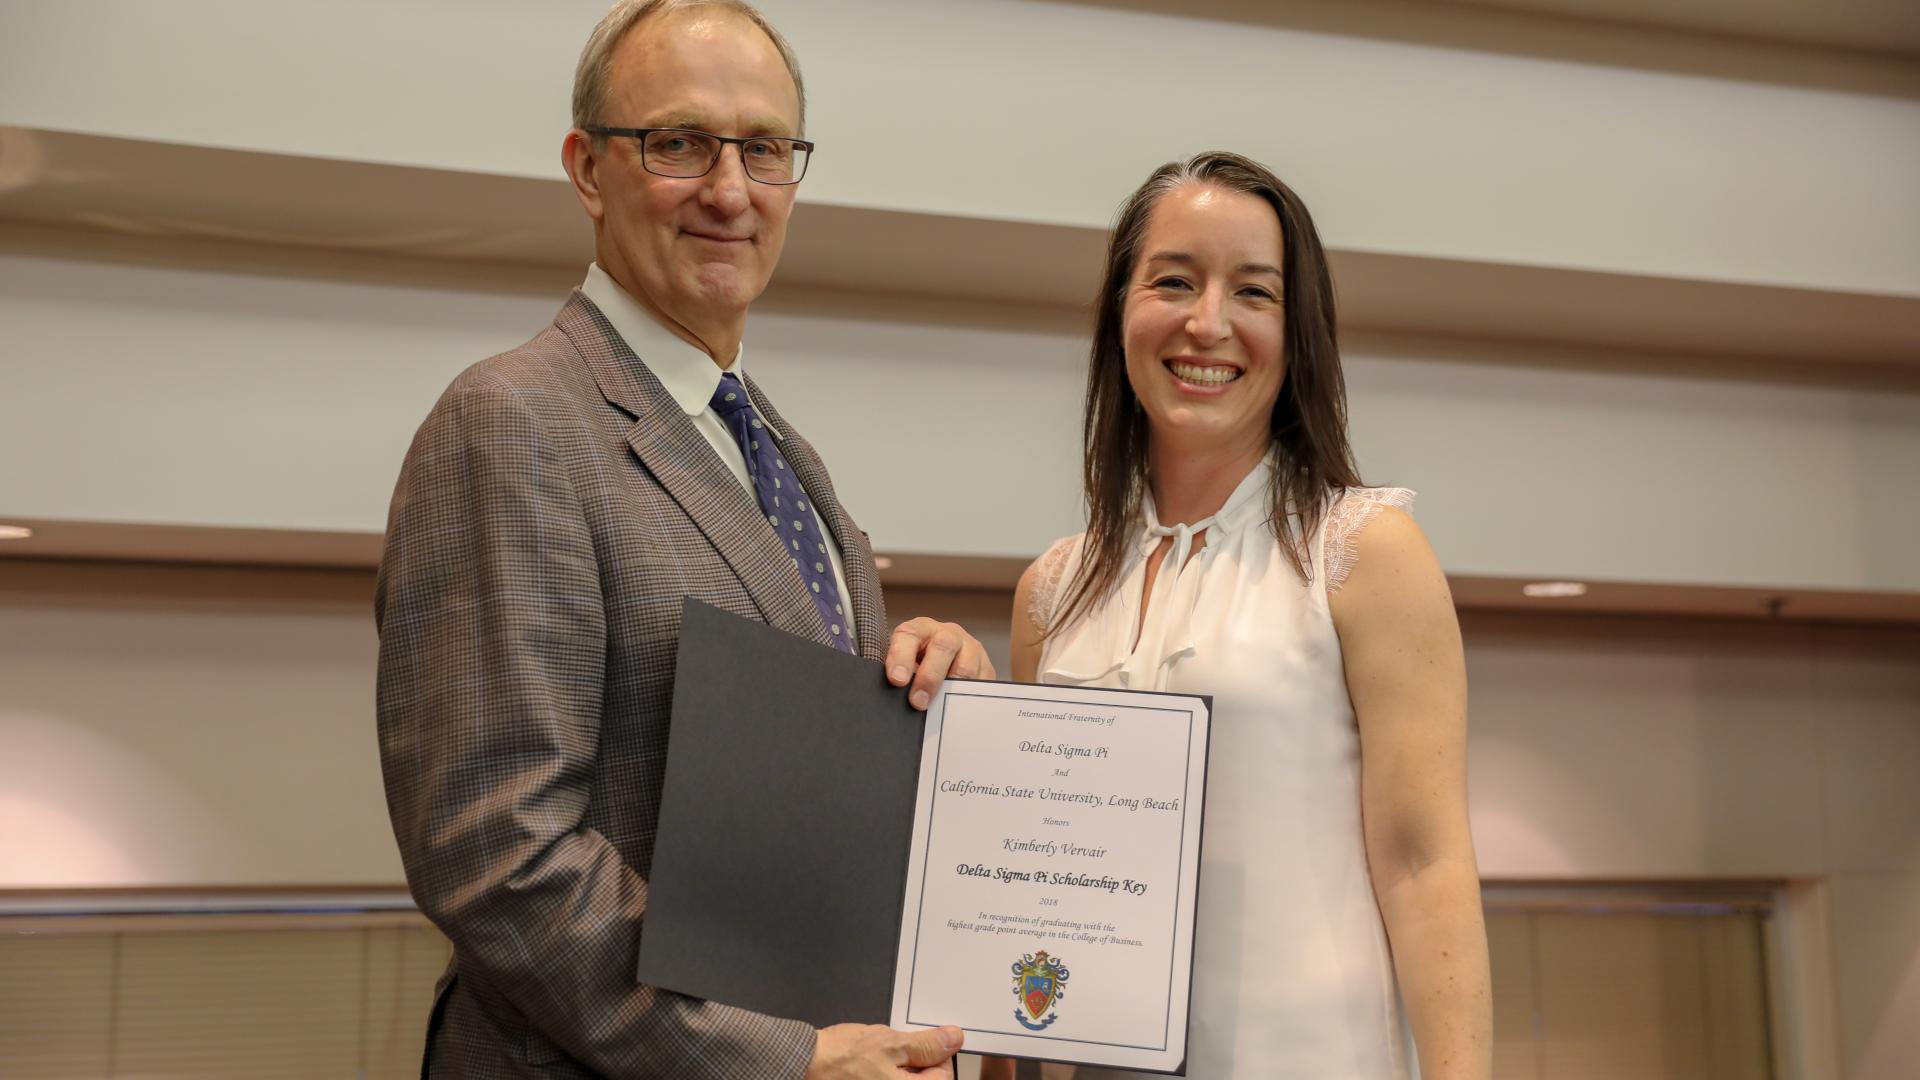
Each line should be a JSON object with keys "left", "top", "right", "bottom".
{"left": 710, "top": 372, "right": 754, "bottom": 420}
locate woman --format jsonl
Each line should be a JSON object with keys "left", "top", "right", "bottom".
{"left": 999, "top": 153, "right": 1491, "bottom": 1079}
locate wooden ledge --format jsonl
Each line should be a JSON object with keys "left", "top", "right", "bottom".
{"left": 3, "top": 518, "right": 1915, "bottom": 625}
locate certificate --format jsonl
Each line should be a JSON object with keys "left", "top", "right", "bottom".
{"left": 637, "top": 602, "right": 1209, "bottom": 1074}
{"left": 890, "top": 681, "right": 1209, "bottom": 1074}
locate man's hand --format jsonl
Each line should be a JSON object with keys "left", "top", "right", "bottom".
{"left": 887, "top": 618, "right": 998, "bottom": 710}
{"left": 806, "top": 1023, "right": 964, "bottom": 1078}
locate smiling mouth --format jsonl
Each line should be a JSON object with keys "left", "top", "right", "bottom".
{"left": 1167, "top": 359, "right": 1243, "bottom": 386}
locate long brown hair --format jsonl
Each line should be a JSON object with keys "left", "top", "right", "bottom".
{"left": 1048, "top": 151, "right": 1362, "bottom": 637}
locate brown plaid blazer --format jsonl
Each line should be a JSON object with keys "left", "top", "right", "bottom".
{"left": 376, "top": 292, "right": 888, "bottom": 1079}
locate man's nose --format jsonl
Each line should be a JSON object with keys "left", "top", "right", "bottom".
{"left": 700, "top": 144, "right": 752, "bottom": 215}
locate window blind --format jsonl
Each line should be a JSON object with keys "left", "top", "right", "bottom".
{"left": 0, "top": 917, "right": 449, "bottom": 1080}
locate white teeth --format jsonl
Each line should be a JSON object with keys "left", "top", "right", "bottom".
{"left": 1170, "top": 361, "right": 1241, "bottom": 385}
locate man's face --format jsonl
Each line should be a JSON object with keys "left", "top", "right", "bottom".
{"left": 585, "top": 10, "right": 802, "bottom": 340}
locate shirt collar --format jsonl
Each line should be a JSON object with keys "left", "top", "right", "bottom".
{"left": 581, "top": 262, "right": 748, "bottom": 418}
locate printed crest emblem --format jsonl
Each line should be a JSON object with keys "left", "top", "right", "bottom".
{"left": 1010, "top": 950, "right": 1070, "bottom": 1031}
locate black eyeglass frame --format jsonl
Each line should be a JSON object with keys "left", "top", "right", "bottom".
{"left": 582, "top": 126, "right": 816, "bottom": 185}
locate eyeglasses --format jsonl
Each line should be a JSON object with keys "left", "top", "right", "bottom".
{"left": 584, "top": 127, "right": 814, "bottom": 185}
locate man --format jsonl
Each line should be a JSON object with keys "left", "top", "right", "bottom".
{"left": 376, "top": 2, "right": 991, "bottom": 1076}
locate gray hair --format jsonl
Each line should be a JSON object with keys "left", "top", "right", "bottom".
{"left": 571, "top": 0, "right": 807, "bottom": 136}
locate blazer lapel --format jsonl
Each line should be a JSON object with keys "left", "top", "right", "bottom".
{"left": 556, "top": 293, "right": 831, "bottom": 648}
{"left": 743, "top": 373, "right": 889, "bottom": 661}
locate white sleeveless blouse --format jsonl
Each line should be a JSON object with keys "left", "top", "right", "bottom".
{"left": 1030, "top": 459, "right": 1416, "bottom": 1080}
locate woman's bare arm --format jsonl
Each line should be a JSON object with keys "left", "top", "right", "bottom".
{"left": 1331, "top": 507, "right": 1492, "bottom": 1080}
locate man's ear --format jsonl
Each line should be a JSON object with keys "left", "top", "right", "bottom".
{"left": 562, "top": 129, "right": 606, "bottom": 223}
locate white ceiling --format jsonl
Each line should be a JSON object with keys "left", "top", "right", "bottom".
{"left": 1069, "top": 0, "right": 1920, "bottom": 59}
{"left": 1436, "top": 0, "right": 1920, "bottom": 56}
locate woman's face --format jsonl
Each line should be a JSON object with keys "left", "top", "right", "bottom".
{"left": 1121, "top": 183, "right": 1287, "bottom": 459}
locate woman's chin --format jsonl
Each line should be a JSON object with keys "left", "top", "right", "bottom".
{"left": 1147, "top": 409, "right": 1245, "bottom": 450}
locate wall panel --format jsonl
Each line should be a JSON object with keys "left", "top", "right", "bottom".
{"left": 6, "top": 239, "right": 1916, "bottom": 591}
{"left": 3, "top": 0, "right": 1915, "bottom": 295}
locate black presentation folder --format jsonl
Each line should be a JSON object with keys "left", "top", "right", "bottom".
{"left": 635, "top": 598, "right": 923, "bottom": 1027}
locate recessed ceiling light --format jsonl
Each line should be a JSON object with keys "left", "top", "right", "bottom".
{"left": 873, "top": 556, "right": 894, "bottom": 570}
{"left": 1522, "top": 581, "right": 1587, "bottom": 598}
{"left": 0, "top": 525, "right": 33, "bottom": 541}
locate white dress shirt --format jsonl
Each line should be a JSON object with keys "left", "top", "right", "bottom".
{"left": 581, "top": 264, "right": 858, "bottom": 642}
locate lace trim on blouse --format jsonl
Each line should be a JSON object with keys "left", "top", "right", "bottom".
{"left": 1026, "top": 534, "right": 1080, "bottom": 631}
{"left": 1323, "top": 486, "right": 1416, "bottom": 593}
{"left": 1026, "top": 486, "right": 1414, "bottom": 627}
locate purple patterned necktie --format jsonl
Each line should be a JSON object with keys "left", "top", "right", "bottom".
{"left": 709, "top": 371, "right": 854, "bottom": 653}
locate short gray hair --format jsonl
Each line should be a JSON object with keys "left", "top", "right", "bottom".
{"left": 571, "top": 0, "right": 807, "bottom": 136}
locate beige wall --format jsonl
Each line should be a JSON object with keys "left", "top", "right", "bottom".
{"left": 3, "top": 0, "right": 1915, "bottom": 295}
{"left": 5, "top": 237, "right": 1917, "bottom": 589}
{"left": 2, "top": 3, "right": 1915, "bottom": 1077}
{"left": 0, "top": 564, "right": 394, "bottom": 885}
